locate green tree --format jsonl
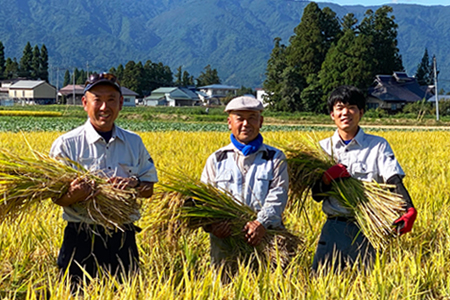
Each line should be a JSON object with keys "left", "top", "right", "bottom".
{"left": 196, "top": 64, "right": 220, "bottom": 86}
{"left": 263, "top": 37, "right": 292, "bottom": 111}
{"left": 76, "top": 69, "right": 86, "bottom": 84}
{"left": 342, "top": 13, "right": 358, "bottom": 31}
{"left": 266, "top": 2, "right": 341, "bottom": 112}
{"left": 0, "top": 41, "right": 5, "bottom": 80}
{"left": 135, "top": 61, "right": 145, "bottom": 96}
{"left": 175, "top": 66, "right": 194, "bottom": 87}
{"left": 109, "top": 66, "right": 117, "bottom": 75}
{"left": 4, "top": 57, "right": 19, "bottom": 79}
{"left": 19, "top": 42, "right": 33, "bottom": 78}
{"left": 116, "top": 64, "right": 124, "bottom": 82}
{"left": 415, "top": 48, "right": 432, "bottom": 86}
{"left": 318, "top": 29, "right": 373, "bottom": 107}
{"left": 31, "top": 45, "right": 40, "bottom": 79}
{"left": 39, "top": 44, "right": 49, "bottom": 81}
{"left": 174, "top": 65, "right": 183, "bottom": 86}
{"left": 359, "top": 6, "right": 403, "bottom": 75}
{"left": 122, "top": 61, "right": 138, "bottom": 92}
{"left": 182, "top": 71, "right": 194, "bottom": 86}
{"left": 63, "top": 70, "right": 71, "bottom": 86}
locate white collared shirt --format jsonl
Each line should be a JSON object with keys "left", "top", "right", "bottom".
{"left": 201, "top": 143, "right": 289, "bottom": 228}
{"left": 50, "top": 120, "right": 158, "bottom": 223}
{"left": 319, "top": 128, "right": 404, "bottom": 217}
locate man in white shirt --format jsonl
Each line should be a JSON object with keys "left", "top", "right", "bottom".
{"left": 312, "top": 85, "right": 417, "bottom": 272}
{"left": 50, "top": 73, "right": 157, "bottom": 286}
{"left": 201, "top": 96, "right": 289, "bottom": 272}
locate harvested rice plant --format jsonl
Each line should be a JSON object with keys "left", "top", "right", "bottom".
{"left": 0, "top": 130, "right": 449, "bottom": 299}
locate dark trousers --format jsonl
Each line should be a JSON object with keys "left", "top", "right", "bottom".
{"left": 58, "top": 222, "right": 140, "bottom": 286}
{"left": 312, "top": 218, "right": 375, "bottom": 273}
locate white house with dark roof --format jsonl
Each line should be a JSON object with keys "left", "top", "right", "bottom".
{"left": 9, "top": 80, "right": 56, "bottom": 104}
{"left": 121, "top": 87, "right": 138, "bottom": 107}
{"left": 198, "top": 84, "right": 238, "bottom": 105}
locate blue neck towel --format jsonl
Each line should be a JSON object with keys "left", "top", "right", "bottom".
{"left": 230, "top": 133, "right": 263, "bottom": 156}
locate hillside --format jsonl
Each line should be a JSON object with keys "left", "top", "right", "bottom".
{"left": 0, "top": 0, "right": 448, "bottom": 90}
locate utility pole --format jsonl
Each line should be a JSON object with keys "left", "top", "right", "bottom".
{"left": 86, "top": 62, "right": 89, "bottom": 81}
{"left": 55, "top": 68, "right": 59, "bottom": 104}
{"left": 73, "top": 68, "right": 76, "bottom": 105}
{"left": 434, "top": 56, "right": 439, "bottom": 121}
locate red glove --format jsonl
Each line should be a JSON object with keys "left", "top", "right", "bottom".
{"left": 322, "top": 164, "right": 351, "bottom": 185}
{"left": 393, "top": 207, "right": 417, "bottom": 235}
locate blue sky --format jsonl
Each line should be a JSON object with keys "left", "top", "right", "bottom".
{"left": 315, "top": 0, "right": 450, "bottom": 6}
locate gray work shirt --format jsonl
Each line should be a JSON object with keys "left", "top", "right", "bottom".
{"left": 49, "top": 120, "right": 158, "bottom": 224}
{"left": 320, "top": 128, "right": 404, "bottom": 217}
{"left": 201, "top": 143, "right": 289, "bottom": 228}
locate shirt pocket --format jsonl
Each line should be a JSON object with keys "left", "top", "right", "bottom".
{"left": 118, "top": 164, "right": 139, "bottom": 178}
{"left": 251, "top": 172, "right": 272, "bottom": 207}
{"left": 215, "top": 170, "right": 233, "bottom": 191}
{"left": 351, "top": 162, "right": 375, "bottom": 181}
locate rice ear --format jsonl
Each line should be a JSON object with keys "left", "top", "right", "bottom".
{"left": 0, "top": 149, "right": 141, "bottom": 233}
{"left": 282, "top": 134, "right": 407, "bottom": 250}
{"left": 156, "top": 170, "right": 304, "bottom": 269}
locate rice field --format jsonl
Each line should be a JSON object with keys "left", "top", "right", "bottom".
{"left": 0, "top": 129, "right": 449, "bottom": 299}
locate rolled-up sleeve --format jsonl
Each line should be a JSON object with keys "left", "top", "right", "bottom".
{"left": 377, "top": 140, "right": 404, "bottom": 182}
{"left": 137, "top": 140, "right": 158, "bottom": 183}
{"left": 256, "top": 151, "right": 289, "bottom": 229}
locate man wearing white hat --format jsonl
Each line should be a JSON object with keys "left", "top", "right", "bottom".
{"left": 201, "top": 96, "right": 289, "bottom": 271}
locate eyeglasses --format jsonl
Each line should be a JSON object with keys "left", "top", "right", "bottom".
{"left": 84, "top": 73, "right": 121, "bottom": 94}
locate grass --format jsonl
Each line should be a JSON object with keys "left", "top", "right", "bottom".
{"left": 0, "top": 129, "right": 447, "bottom": 299}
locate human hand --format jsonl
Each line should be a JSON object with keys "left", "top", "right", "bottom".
{"left": 393, "top": 207, "right": 417, "bottom": 235}
{"left": 55, "top": 177, "right": 95, "bottom": 206}
{"left": 108, "top": 176, "right": 140, "bottom": 190}
{"left": 243, "top": 220, "right": 266, "bottom": 246}
{"left": 209, "top": 221, "right": 232, "bottom": 239}
{"left": 322, "top": 163, "right": 351, "bottom": 185}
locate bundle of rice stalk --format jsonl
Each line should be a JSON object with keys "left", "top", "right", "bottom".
{"left": 0, "top": 149, "right": 139, "bottom": 232}
{"left": 284, "top": 135, "right": 407, "bottom": 250}
{"left": 158, "top": 172, "right": 303, "bottom": 269}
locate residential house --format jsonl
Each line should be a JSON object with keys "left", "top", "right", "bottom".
{"left": 59, "top": 84, "right": 85, "bottom": 105}
{"left": 9, "top": 80, "right": 57, "bottom": 104}
{"left": 198, "top": 84, "right": 239, "bottom": 105}
{"left": 121, "top": 87, "right": 138, "bottom": 107}
{"left": 367, "top": 72, "right": 431, "bottom": 113}
{"left": 0, "top": 79, "right": 19, "bottom": 97}
{"left": 59, "top": 85, "right": 139, "bottom": 106}
{"left": 144, "top": 87, "right": 201, "bottom": 106}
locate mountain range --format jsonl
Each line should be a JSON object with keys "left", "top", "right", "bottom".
{"left": 0, "top": 0, "right": 449, "bottom": 91}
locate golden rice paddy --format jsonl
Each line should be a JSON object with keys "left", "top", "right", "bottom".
{"left": 0, "top": 129, "right": 449, "bottom": 299}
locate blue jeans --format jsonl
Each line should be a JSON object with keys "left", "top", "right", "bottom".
{"left": 312, "top": 218, "right": 375, "bottom": 272}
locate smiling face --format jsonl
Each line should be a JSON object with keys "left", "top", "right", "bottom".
{"left": 330, "top": 101, "right": 363, "bottom": 140}
{"left": 228, "top": 110, "right": 263, "bottom": 144}
{"left": 82, "top": 84, "right": 123, "bottom": 132}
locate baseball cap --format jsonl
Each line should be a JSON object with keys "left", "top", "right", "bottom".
{"left": 84, "top": 73, "right": 122, "bottom": 95}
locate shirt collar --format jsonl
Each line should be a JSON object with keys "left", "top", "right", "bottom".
{"left": 332, "top": 127, "right": 365, "bottom": 148}
{"left": 84, "top": 119, "right": 124, "bottom": 144}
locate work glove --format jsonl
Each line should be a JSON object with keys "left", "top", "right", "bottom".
{"left": 393, "top": 207, "right": 417, "bottom": 235}
{"left": 322, "top": 163, "right": 351, "bottom": 185}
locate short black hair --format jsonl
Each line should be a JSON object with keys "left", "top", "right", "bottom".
{"left": 327, "top": 85, "right": 366, "bottom": 113}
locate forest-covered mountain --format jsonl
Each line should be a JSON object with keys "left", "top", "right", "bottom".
{"left": 0, "top": 0, "right": 449, "bottom": 89}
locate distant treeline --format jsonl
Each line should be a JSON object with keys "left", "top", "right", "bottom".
{"left": 0, "top": 41, "right": 49, "bottom": 81}
{"left": 263, "top": 3, "right": 434, "bottom": 113}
